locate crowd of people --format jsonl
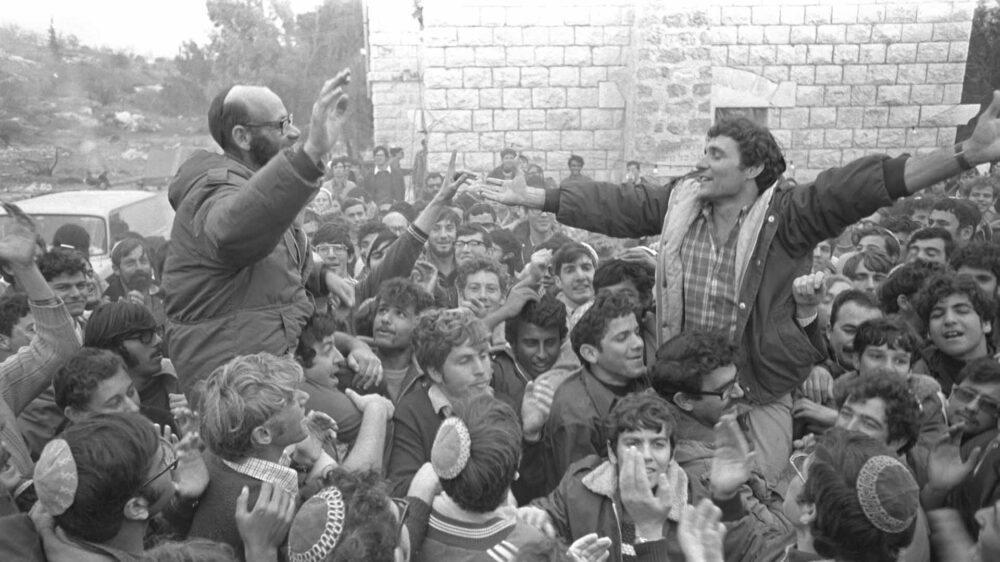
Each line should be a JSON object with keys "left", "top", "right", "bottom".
{"left": 4, "top": 68, "right": 1000, "bottom": 562}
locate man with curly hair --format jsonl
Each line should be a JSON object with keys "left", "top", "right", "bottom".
{"left": 540, "top": 293, "right": 647, "bottom": 493}
{"left": 914, "top": 272, "right": 995, "bottom": 394}
{"left": 485, "top": 105, "right": 1000, "bottom": 486}
{"left": 386, "top": 308, "right": 495, "bottom": 496}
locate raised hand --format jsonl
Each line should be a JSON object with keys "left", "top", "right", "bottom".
{"left": 521, "top": 377, "right": 556, "bottom": 441}
{"left": 965, "top": 91, "right": 1000, "bottom": 165}
{"left": 618, "top": 446, "right": 672, "bottom": 540}
{"left": 927, "top": 423, "right": 983, "bottom": 493}
{"left": 567, "top": 533, "right": 613, "bottom": 562}
{"left": 431, "top": 151, "right": 472, "bottom": 204}
{"left": 677, "top": 499, "right": 727, "bottom": 562}
{"left": 235, "top": 482, "right": 297, "bottom": 560}
{"left": 0, "top": 202, "right": 40, "bottom": 267}
{"left": 345, "top": 388, "right": 395, "bottom": 418}
{"left": 517, "top": 505, "right": 557, "bottom": 538}
{"left": 173, "top": 431, "right": 209, "bottom": 501}
{"left": 709, "top": 414, "right": 754, "bottom": 500}
{"left": 481, "top": 173, "right": 545, "bottom": 209}
{"left": 792, "top": 271, "right": 825, "bottom": 320}
{"left": 303, "top": 69, "right": 351, "bottom": 164}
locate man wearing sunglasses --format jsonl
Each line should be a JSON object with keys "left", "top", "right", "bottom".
{"left": 163, "top": 70, "right": 357, "bottom": 395}
{"left": 84, "top": 301, "right": 180, "bottom": 431}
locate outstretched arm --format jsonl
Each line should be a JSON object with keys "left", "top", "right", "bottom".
{"left": 903, "top": 91, "right": 1000, "bottom": 194}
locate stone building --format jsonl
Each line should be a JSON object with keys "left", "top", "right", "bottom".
{"left": 367, "top": 0, "right": 979, "bottom": 184}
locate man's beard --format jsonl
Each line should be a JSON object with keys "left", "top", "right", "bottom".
{"left": 124, "top": 269, "right": 154, "bottom": 292}
{"left": 249, "top": 133, "right": 282, "bottom": 168}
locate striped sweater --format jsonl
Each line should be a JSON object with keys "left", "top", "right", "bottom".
{"left": 416, "top": 508, "right": 545, "bottom": 562}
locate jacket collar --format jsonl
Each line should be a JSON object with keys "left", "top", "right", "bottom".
{"left": 580, "top": 458, "right": 689, "bottom": 522}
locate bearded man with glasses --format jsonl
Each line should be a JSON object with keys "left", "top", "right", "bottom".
{"left": 163, "top": 70, "right": 361, "bottom": 394}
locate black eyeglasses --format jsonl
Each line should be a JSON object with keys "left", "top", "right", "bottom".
{"left": 120, "top": 326, "right": 163, "bottom": 345}
{"left": 391, "top": 497, "right": 410, "bottom": 543}
{"left": 140, "top": 439, "right": 179, "bottom": 489}
{"left": 455, "top": 240, "right": 485, "bottom": 249}
{"left": 686, "top": 378, "right": 740, "bottom": 399}
{"left": 244, "top": 114, "right": 293, "bottom": 135}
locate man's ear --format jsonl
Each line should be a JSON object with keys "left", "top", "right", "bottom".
{"left": 579, "top": 343, "right": 600, "bottom": 365}
{"left": 985, "top": 320, "right": 993, "bottom": 335}
{"left": 799, "top": 502, "right": 817, "bottom": 527}
{"left": 0, "top": 334, "right": 11, "bottom": 353}
{"left": 744, "top": 162, "right": 764, "bottom": 180}
{"left": 897, "top": 294, "right": 911, "bottom": 312}
{"left": 230, "top": 125, "right": 253, "bottom": 151}
{"left": 123, "top": 496, "right": 150, "bottom": 522}
{"left": 672, "top": 392, "right": 696, "bottom": 413}
{"left": 425, "top": 367, "right": 444, "bottom": 386}
{"left": 64, "top": 406, "right": 85, "bottom": 424}
{"left": 251, "top": 424, "right": 273, "bottom": 448}
{"left": 960, "top": 225, "right": 974, "bottom": 241}
{"left": 606, "top": 440, "right": 618, "bottom": 465}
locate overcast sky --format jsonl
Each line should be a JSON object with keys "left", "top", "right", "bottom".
{"left": 2, "top": 0, "right": 327, "bottom": 58}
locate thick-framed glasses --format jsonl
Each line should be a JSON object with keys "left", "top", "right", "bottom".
{"left": 244, "top": 114, "right": 293, "bottom": 135}
{"left": 316, "top": 243, "right": 350, "bottom": 256}
{"left": 790, "top": 451, "right": 810, "bottom": 483}
{"left": 121, "top": 326, "right": 163, "bottom": 345}
{"left": 686, "top": 378, "right": 740, "bottom": 399}
{"left": 141, "top": 439, "right": 179, "bottom": 489}
{"left": 391, "top": 497, "right": 410, "bottom": 543}
{"left": 951, "top": 385, "right": 1000, "bottom": 418}
{"left": 455, "top": 240, "right": 485, "bottom": 249}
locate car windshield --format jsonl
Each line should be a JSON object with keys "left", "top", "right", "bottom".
{"left": 27, "top": 215, "right": 107, "bottom": 256}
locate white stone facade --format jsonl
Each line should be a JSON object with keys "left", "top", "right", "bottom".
{"left": 367, "top": 0, "right": 979, "bottom": 183}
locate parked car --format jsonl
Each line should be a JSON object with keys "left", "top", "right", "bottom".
{"left": 2, "top": 190, "right": 174, "bottom": 280}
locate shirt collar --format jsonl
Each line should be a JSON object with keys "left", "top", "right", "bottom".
{"left": 222, "top": 455, "right": 298, "bottom": 495}
{"left": 428, "top": 384, "right": 454, "bottom": 416}
{"left": 376, "top": 164, "right": 393, "bottom": 174}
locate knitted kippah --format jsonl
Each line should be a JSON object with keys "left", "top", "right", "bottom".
{"left": 431, "top": 417, "right": 472, "bottom": 480}
{"left": 34, "top": 439, "right": 78, "bottom": 516}
{"left": 855, "top": 455, "right": 920, "bottom": 534}
{"left": 287, "top": 486, "right": 346, "bottom": 562}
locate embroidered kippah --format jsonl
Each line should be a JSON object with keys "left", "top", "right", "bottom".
{"left": 34, "top": 439, "right": 78, "bottom": 516}
{"left": 431, "top": 417, "right": 472, "bottom": 480}
{"left": 287, "top": 486, "right": 346, "bottom": 562}
{"left": 856, "top": 455, "right": 919, "bottom": 534}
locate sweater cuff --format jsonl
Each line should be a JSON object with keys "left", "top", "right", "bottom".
{"left": 712, "top": 493, "right": 745, "bottom": 522}
{"left": 408, "top": 223, "right": 429, "bottom": 244}
{"left": 883, "top": 154, "right": 911, "bottom": 200}
{"left": 634, "top": 538, "right": 672, "bottom": 559}
{"left": 542, "top": 188, "right": 561, "bottom": 214}
{"left": 289, "top": 146, "right": 325, "bottom": 183}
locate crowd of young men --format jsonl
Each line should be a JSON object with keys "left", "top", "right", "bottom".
{"left": 5, "top": 71, "right": 1000, "bottom": 562}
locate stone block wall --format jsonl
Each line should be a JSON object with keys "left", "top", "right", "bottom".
{"left": 368, "top": 0, "right": 978, "bottom": 184}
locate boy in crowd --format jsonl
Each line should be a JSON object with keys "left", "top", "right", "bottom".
{"left": 454, "top": 224, "right": 492, "bottom": 268}
{"left": 951, "top": 239, "right": 1000, "bottom": 300}
{"left": 854, "top": 227, "right": 902, "bottom": 262}
{"left": 878, "top": 260, "right": 949, "bottom": 337}
{"left": 841, "top": 249, "right": 894, "bottom": 296}
{"left": 914, "top": 273, "right": 994, "bottom": 394}
{"left": 522, "top": 393, "right": 786, "bottom": 562}
{"left": 369, "top": 279, "right": 435, "bottom": 403}
{"left": 456, "top": 257, "right": 509, "bottom": 342}
{"left": 17, "top": 248, "right": 94, "bottom": 459}
{"left": 190, "top": 352, "right": 393, "bottom": 559}
{"left": 84, "top": 301, "right": 178, "bottom": 429}
{"left": 542, "top": 293, "right": 647, "bottom": 492}
{"left": 418, "top": 395, "right": 545, "bottom": 560}
{"left": 906, "top": 227, "right": 954, "bottom": 264}
{"left": 944, "top": 357, "right": 1000, "bottom": 455}
{"left": 492, "top": 294, "right": 568, "bottom": 408}
{"left": 550, "top": 242, "right": 596, "bottom": 329}
{"left": 386, "top": 308, "right": 494, "bottom": 496}
{"left": 54, "top": 348, "right": 143, "bottom": 422}
{"left": 930, "top": 198, "right": 982, "bottom": 249}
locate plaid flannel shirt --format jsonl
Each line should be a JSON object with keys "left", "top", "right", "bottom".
{"left": 680, "top": 205, "right": 746, "bottom": 341}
